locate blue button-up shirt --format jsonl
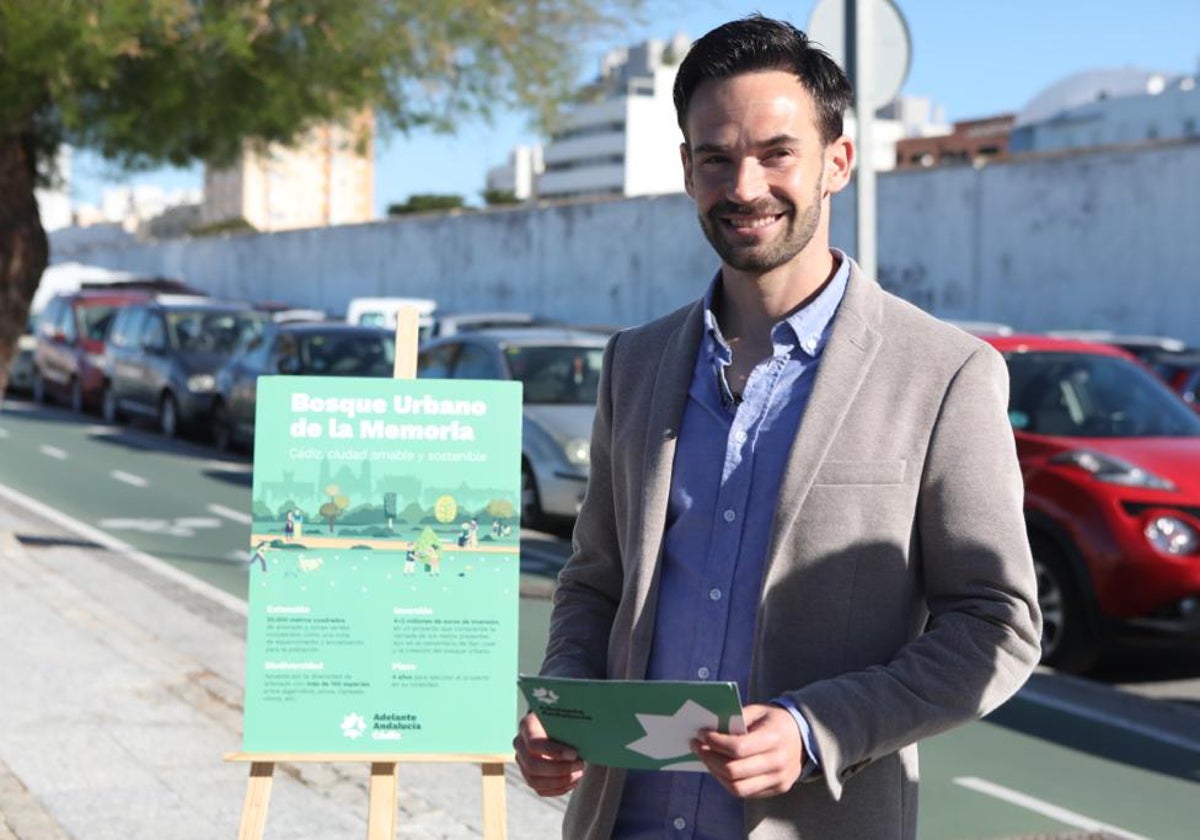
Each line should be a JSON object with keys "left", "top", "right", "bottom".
{"left": 611, "top": 253, "right": 850, "bottom": 839}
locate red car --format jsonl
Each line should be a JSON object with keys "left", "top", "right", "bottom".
{"left": 33, "top": 288, "right": 151, "bottom": 412}
{"left": 984, "top": 334, "right": 1200, "bottom": 671}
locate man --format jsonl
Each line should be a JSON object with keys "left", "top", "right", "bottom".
{"left": 514, "top": 15, "right": 1041, "bottom": 839}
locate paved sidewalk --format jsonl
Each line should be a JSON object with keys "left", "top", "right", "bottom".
{"left": 0, "top": 493, "right": 566, "bottom": 839}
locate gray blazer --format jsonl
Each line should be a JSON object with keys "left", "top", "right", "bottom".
{"left": 542, "top": 262, "right": 1042, "bottom": 839}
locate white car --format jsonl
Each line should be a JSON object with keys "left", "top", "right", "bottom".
{"left": 416, "top": 327, "right": 609, "bottom": 527}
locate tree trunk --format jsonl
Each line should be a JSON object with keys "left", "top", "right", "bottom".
{"left": 0, "top": 131, "right": 49, "bottom": 397}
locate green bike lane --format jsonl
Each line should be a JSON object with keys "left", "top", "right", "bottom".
{"left": 3, "top": 399, "right": 1198, "bottom": 838}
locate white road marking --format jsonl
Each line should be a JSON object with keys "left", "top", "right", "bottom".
{"left": 226, "top": 549, "right": 251, "bottom": 564}
{"left": 111, "top": 470, "right": 148, "bottom": 488}
{"left": 0, "top": 482, "right": 246, "bottom": 615}
{"left": 203, "top": 459, "right": 253, "bottom": 473}
{"left": 40, "top": 445, "right": 68, "bottom": 460}
{"left": 208, "top": 503, "right": 252, "bottom": 525}
{"left": 953, "top": 777, "right": 1151, "bottom": 840}
{"left": 98, "top": 517, "right": 223, "bottom": 538}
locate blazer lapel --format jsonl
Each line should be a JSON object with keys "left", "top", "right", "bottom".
{"left": 627, "top": 302, "right": 705, "bottom": 654}
{"left": 767, "top": 264, "right": 884, "bottom": 556}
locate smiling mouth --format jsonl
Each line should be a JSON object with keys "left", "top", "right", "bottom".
{"left": 724, "top": 214, "right": 783, "bottom": 230}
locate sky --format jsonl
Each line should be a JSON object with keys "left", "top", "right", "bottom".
{"left": 69, "top": 0, "right": 1200, "bottom": 216}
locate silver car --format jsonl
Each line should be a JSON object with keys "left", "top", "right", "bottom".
{"left": 416, "top": 327, "right": 609, "bottom": 527}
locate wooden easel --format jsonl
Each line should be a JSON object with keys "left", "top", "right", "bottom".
{"left": 224, "top": 752, "right": 510, "bottom": 839}
{"left": 227, "top": 306, "right": 513, "bottom": 838}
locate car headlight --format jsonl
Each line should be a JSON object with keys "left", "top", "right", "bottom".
{"left": 187, "top": 374, "right": 216, "bottom": 393}
{"left": 564, "top": 437, "right": 590, "bottom": 468}
{"left": 1145, "top": 516, "right": 1199, "bottom": 555}
{"left": 1050, "top": 449, "right": 1175, "bottom": 490}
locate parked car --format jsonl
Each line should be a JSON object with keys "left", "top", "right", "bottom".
{"left": 416, "top": 327, "right": 609, "bottom": 527}
{"left": 101, "top": 297, "right": 268, "bottom": 438}
{"left": 210, "top": 321, "right": 396, "bottom": 451}
{"left": 345, "top": 296, "right": 437, "bottom": 343}
{"left": 32, "top": 288, "right": 152, "bottom": 412}
{"left": 986, "top": 333, "right": 1200, "bottom": 671}
{"left": 5, "top": 319, "right": 37, "bottom": 395}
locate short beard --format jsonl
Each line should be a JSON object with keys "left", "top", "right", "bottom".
{"left": 698, "top": 179, "right": 823, "bottom": 273}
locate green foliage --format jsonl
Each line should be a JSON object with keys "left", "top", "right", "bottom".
{"left": 482, "top": 189, "right": 520, "bottom": 206}
{"left": 0, "top": 0, "right": 644, "bottom": 177}
{"left": 387, "top": 194, "right": 465, "bottom": 216}
{"left": 189, "top": 217, "right": 257, "bottom": 237}
{"left": 485, "top": 498, "right": 517, "bottom": 519}
{"left": 401, "top": 501, "right": 425, "bottom": 522}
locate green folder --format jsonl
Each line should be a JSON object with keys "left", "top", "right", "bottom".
{"left": 518, "top": 674, "right": 745, "bottom": 771}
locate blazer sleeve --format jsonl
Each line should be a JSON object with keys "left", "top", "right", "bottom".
{"left": 539, "top": 331, "right": 626, "bottom": 680}
{"left": 788, "top": 343, "right": 1043, "bottom": 800}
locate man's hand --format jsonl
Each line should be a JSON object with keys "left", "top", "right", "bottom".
{"left": 691, "top": 703, "right": 805, "bottom": 798}
{"left": 513, "top": 712, "right": 585, "bottom": 797}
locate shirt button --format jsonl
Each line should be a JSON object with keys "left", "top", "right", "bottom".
{"left": 697, "top": 667, "right": 710, "bottom": 679}
{"left": 673, "top": 817, "right": 687, "bottom": 830}
{"left": 805, "top": 338, "right": 817, "bottom": 352}
{"left": 735, "top": 430, "right": 747, "bottom": 443}
{"left": 709, "top": 588, "right": 722, "bottom": 601}
{"left": 723, "top": 509, "right": 736, "bottom": 523}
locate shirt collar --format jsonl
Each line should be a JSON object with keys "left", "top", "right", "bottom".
{"left": 701, "top": 248, "right": 851, "bottom": 359}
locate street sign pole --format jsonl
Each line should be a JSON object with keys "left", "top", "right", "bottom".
{"left": 847, "top": 0, "right": 878, "bottom": 279}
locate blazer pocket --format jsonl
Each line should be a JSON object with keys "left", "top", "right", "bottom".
{"left": 814, "top": 459, "right": 906, "bottom": 486}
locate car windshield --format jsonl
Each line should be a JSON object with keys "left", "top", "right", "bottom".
{"left": 297, "top": 332, "right": 395, "bottom": 376}
{"left": 1006, "top": 351, "right": 1200, "bottom": 438}
{"left": 168, "top": 311, "right": 267, "bottom": 354}
{"left": 78, "top": 304, "right": 118, "bottom": 341}
{"left": 503, "top": 345, "right": 604, "bottom": 405}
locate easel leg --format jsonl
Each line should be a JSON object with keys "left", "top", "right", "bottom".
{"left": 481, "top": 762, "right": 507, "bottom": 840}
{"left": 367, "top": 762, "right": 399, "bottom": 839}
{"left": 238, "top": 762, "right": 275, "bottom": 840}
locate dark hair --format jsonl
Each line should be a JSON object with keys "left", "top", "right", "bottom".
{"left": 673, "top": 14, "right": 853, "bottom": 145}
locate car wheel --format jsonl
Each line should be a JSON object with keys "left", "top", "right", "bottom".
{"left": 159, "top": 393, "right": 180, "bottom": 438}
{"left": 211, "top": 400, "right": 234, "bottom": 452}
{"left": 1031, "top": 535, "right": 1101, "bottom": 673}
{"left": 69, "top": 378, "right": 84, "bottom": 414}
{"left": 521, "top": 461, "right": 544, "bottom": 530}
{"left": 102, "top": 385, "right": 123, "bottom": 425}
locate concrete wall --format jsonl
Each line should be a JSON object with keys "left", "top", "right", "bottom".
{"left": 52, "top": 140, "right": 1200, "bottom": 343}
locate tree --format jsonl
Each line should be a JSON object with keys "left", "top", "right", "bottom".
{"left": 0, "top": 0, "right": 641, "bottom": 392}
{"left": 433, "top": 494, "right": 458, "bottom": 524}
{"left": 386, "top": 194, "right": 465, "bottom": 215}
{"left": 319, "top": 484, "right": 350, "bottom": 532}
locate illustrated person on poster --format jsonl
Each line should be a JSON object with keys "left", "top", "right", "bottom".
{"left": 292, "top": 509, "right": 304, "bottom": 540}
{"left": 403, "top": 549, "right": 417, "bottom": 575}
{"left": 283, "top": 510, "right": 294, "bottom": 541}
{"left": 248, "top": 541, "right": 270, "bottom": 573}
{"left": 512, "top": 15, "right": 1041, "bottom": 840}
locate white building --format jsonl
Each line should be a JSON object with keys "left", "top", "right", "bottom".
{"left": 487, "top": 34, "right": 692, "bottom": 202}
{"left": 1011, "top": 66, "right": 1200, "bottom": 154}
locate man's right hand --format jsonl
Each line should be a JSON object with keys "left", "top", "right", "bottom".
{"left": 513, "top": 712, "right": 585, "bottom": 797}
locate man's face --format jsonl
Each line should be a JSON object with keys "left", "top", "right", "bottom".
{"left": 681, "top": 70, "right": 845, "bottom": 274}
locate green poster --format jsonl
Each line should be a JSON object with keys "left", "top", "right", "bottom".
{"left": 242, "top": 376, "right": 522, "bottom": 754}
{"left": 518, "top": 675, "right": 745, "bottom": 771}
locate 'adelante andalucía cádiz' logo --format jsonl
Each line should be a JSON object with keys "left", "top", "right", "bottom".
{"left": 340, "top": 712, "right": 367, "bottom": 739}
{"left": 532, "top": 688, "right": 559, "bottom": 705}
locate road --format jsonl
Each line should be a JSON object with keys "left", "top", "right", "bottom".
{"left": 2, "top": 395, "right": 1198, "bottom": 839}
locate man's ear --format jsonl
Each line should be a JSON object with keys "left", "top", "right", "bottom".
{"left": 822, "top": 135, "right": 854, "bottom": 197}
{"left": 680, "top": 142, "right": 695, "bottom": 197}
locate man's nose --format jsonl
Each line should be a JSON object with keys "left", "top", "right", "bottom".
{"left": 726, "top": 158, "right": 769, "bottom": 205}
